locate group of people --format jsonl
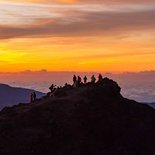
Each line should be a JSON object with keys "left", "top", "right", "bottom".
{"left": 73, "top": 74, "right": 103, "bottom": 87}
{"left": 30, "top": 91, "right": 37, "bottom": 103}
{"left": 29, "top": 74, "right": 104, "bottom": 102}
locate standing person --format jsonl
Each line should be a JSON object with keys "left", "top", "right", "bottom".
{"left": 33, "top": 92, "right": 36, "bottom": 101}
{"left": 30, "top": 93, "right": 33, "bottom": 103}
{"left": 91, "top": 75, "right": 96, "bottom": 83}
{"left": 98, "top": 74, "right": 103, "bottom": 82}
{"left": 83, "top": 76, "right": 87, "bottom": 84}
{"left": 73, "top": 75, "right": 77, "bottom": 84}
{"left": 77, "top": 76, "right": 82, "bottom": 86}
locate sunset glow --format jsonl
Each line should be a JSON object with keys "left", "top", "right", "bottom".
{"left": 0, "top": 0, "right": 155, "bottom": 72}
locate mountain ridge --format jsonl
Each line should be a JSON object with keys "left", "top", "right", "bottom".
{"left": 0, "top": 78, "right": 155, "bottom": 155}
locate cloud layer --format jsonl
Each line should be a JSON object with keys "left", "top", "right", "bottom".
{"left": 0, "top": 1, "right": 155, "bottom": 39}
{"left": 0, "top": 70, "right": 155, "bottom": 102}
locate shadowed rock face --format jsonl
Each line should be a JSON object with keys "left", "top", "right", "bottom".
{"left": 0, "top": 78, "right": 155, "bottom": 155}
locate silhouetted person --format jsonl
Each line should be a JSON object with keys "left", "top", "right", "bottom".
{"left": 98, "top": 74, "right": 103, "bottom": 82}
{"left": 33, "top": 92, "right": 36, "bottom": 101}
{"left": 77, "top": 76, "right": 82, "bottom": 86}
{"left": 83, "top": 76, "right": 87, "bottom": 84}
{"left": 49, "top": 84, "right": 56, "bottom": 93}
{"left": 73, "top": 75, "right": 77, "bottom": 84}
{"left": 91, "top": 75, "right": 96, "bottom": 83}
{"left": 30, "top": 93, "right": 33, "bottom": 103}
{"left": 30, "top": 92, "right": 37, "bottom": 103}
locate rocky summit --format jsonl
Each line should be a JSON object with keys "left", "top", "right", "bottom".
{"left": 0, "top": 78, "right": 155, "bottom": 155}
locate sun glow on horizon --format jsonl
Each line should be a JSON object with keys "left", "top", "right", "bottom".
{"left": 0, "top": 0, "right": 155, "bottom": 73}
{"left": 0, "top": 33, "right": 155, "bottom": 73}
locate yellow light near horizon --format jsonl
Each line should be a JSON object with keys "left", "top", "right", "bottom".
{"left": 0, "top": 33, "right": 155, "bottom": 73}
{"left": 58, "top": 0, "right": 78, "bottom": 3}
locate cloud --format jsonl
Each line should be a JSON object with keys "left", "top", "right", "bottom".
{"left": 79, "top": 0, "right": 155, "bottom": 4}
{"left": 7, "top": 0, "right": 155, "bottom": 4}
{"left": 0, "top": 2, "right": 155, "bottom": 39}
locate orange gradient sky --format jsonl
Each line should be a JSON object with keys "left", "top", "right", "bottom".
{"left": 0, "top": 0, "right": 155, "bottom": 72}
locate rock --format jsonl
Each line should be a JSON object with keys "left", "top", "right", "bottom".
{"left": 0, "top": 78, "right": 154, "bottom": 155}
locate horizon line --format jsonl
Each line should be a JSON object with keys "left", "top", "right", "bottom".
{"left": 0, "top": 69, "right": 155, "bottom": 74}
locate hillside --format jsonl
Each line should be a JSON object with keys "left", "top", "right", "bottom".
{"left": 0, "top": 83, "right": 45, "bottom": 109}
{"left": 0, "top": 78, "right": 155, "bottom": 155}
{"left": 145, "top": 102, "right": 155, "bottom": 109}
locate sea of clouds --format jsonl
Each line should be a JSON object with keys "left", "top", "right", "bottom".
{"left": 0, "top": 70, "right": 155, "bottom": 103}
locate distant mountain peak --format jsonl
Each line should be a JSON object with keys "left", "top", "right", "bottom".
{"left": 0, "top": 83, "right": 45, "bottom": 109}
{"left": 0, "top": 83, "right": 10, "bottom": 88}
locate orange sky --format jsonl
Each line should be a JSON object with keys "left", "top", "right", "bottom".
{"left": 0, "top": 0, "right": 155, "bottom": 73}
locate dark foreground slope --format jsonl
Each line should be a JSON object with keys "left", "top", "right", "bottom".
{"left": 0, "top": 78, "right": 155, "bottom": 155}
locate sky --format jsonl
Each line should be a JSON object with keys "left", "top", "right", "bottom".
{"left": 0, "top": 0, "right": 155, "bottom": 72}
